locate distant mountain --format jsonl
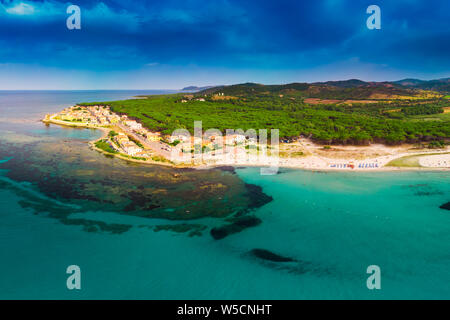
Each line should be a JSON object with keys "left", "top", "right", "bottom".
{"left": 393, "top": 78, "right": 427, "bottom": 86}
{"left": 200, "top": 82, "right": 309, "bottom": 96}
{"left": 181, "top": 85, "right": 215, "bottom": 91}
{"left": 394, "top": 78, "right": 450, "bottom": 93}
{"left": 313, "top": 79, "right": 368, "bottom": 88}
{"left": 199, "top": 77, "right": 450, "bottom": 99}
{"left": 200, "top": 81, "right": 411, "bottom": 99}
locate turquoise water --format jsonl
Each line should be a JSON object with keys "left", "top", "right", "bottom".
{"left": 0, "top": 91, "right": 449, "bottom": 299}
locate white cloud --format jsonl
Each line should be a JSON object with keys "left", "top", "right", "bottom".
{"left": 1, "top": 1, "right": 140, "bottom": 32}
{"left": 5, "top": 2, "right": 35, "bottom": 15}
{"left": 1, "top": 0, "right": 64, "bottom": 19}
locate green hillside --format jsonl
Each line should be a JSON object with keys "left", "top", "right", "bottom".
{"left": 200, "top": 81, "right": 440, "bottom": 99}
{"left": 395, "top": 78, "right": 450, "bottom": 94}
{"left": 79, "top": 82, "right": 450, "bottom": 146}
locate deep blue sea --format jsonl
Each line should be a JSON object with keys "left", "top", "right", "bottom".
{"left": 0, "top": 91, "right": 449, "bottom": 299}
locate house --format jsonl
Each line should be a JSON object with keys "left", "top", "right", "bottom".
{"left": 123, "top": 145, "right": 143, "bottom": 156}
{"left": 224, "top": 134, "right": 246, "bottom": 145}
{"left": 169, "top": 134, "right": 189, "bottom": 143}
{"left": 98, "top": 116, "right": 108, "bottom": 124}
{"left": 108, "top": 115, "right": 120, "bottom": 124}
{"left": 208, "top": 135, "right": 226, "bottom": 143}
{"left": 124, "top": 120, "right": 143, "bottom": 131}
{"left": 146, "top": 132, "right": 161, "bottom": 141}
{"left": 120, "top": 141, "right": 142, "bottom": 155}
{"left": 114, "top": 133, "right": 129, "bottom": 145}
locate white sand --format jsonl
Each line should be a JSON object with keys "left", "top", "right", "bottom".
{"left": 45, "top": 114, "right": 450, "bottom": 172}
{"left": 193, "top": 150, "right": 450, "bottom": 171}
{"left": 419, "top": 154, "right": 450, "bottom": 168}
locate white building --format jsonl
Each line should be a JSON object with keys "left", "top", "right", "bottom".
{"left": 169, "top": 134, "right": 190, "bottom": 143}
{"left": 124, "top": 120, "right": 143, "bottom": 131}
{"left": 225, "top": 134, "right": 246, "bottom": 144}
{"left": 122, "top": 144, "right": 143, "bottom": 156}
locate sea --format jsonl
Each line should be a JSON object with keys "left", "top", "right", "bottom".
{"left": 0, "top": 90, "right": 449, "bottom": 299}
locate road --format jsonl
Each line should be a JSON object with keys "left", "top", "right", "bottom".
{"left": 116, "top": 123, "right": 173, "bottom": 159}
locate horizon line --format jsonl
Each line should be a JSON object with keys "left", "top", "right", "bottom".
{"left": 0, "top": 76, "right": 448, "bottom": 91}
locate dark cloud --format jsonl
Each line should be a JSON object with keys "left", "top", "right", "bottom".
{"left": 0, "top": 0, "right": 448, "bottom": 76}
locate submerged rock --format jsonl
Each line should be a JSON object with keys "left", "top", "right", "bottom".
{"left": 210, "top": 216, "right": 262, "bottom": 240}
{"left": 439, "top": 202, "right": 450, "bottom": 210}
{"left": 249, "top": 249, "right": 296, "bottom": 262}
{"left": 244, "top": 183, "right": 273, "bottom": 209}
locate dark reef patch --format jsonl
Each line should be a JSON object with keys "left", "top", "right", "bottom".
{"left": 15, "top": 196, "right": 132, "bottom": 235}
{"left": 415, "top": 191, "right": 444, "bottom": 196}
{"left": 0, "top": 138, "right": 276, "bottom": 233}
{"left": 440, "top": 202, "right": 450, "bottom": 210}
{"left": 249, "top": 249, "right": 296, "bottom": 262}
{"left": 244, "top": 183, "right": 273, "bottom": 209}
{"left": 403, "top": 183, "right": 444, "bottom": 196}
{"left": 210, "top": 216, "right": 262, "bottom": 240}
{"left": 247, "top": 249, "right": 334, "bottom": 276}
{"left": 59, "top": 218, "right": 132, "bottom": 234}
{"left": 275, "top": 168, "right": 289, "bottom": 175}
{"left": 123, "top": 191, "right": 160, "bottom": 212}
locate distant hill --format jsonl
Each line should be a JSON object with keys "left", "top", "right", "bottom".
{"left": 394, "top": 78, "right": 427, "bottom": 86}
{"left": 181, "top": 85, "right": 215, "bottom": 91}
{"left": 199, "top": 81, "right": 412, "bottom": 99}
{"left": 313, "top": 79, "right": 368, "bottom": 88}
{"left": 200, "top": 82, "right": 309, "bottom": 96}
{"left": 199, "top": 78, "right": 449, "bottom": 99}
{"left": 394, "top": 78, "right": 450, "bottom": 93}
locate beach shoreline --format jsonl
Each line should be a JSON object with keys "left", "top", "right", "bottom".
{"left": 43, "top": 115, "right": 450, "bottom": 172}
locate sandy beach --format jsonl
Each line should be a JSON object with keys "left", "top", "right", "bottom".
{"left": 419, "top": 153, "right": 450, "bottom": 168}
{"left": 44, "top": 113, "right": 450, "bottom": 172}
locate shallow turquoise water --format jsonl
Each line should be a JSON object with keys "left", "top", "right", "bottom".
{"left": 0, "top": 165, "right": 449, "bottom": 299}
{"left": 0, "top": 91, "right": 449, "bottom": 299}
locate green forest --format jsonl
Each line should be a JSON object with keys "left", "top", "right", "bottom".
{"left": 80, "top": 83, "right": 450, "bottom": 145}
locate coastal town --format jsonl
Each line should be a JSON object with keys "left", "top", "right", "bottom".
{"left": 43, "top": 104, "right": 256, "bottom": 165}
{"left": 43, "top": 104, "right": 450, "bottom": 171}
{"left": 45, "top": 105, "right": 162, "bottom": 159}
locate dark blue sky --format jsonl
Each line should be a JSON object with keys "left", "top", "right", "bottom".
{"left": 0, "top": 0, "right": 449, "bottom": 89}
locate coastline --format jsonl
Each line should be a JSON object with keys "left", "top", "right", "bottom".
{"left": 44, "top": 116, "right": 192, "bottom": 168}
{"left": 43, "top": 116, "right": 450, "bottom": 172}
